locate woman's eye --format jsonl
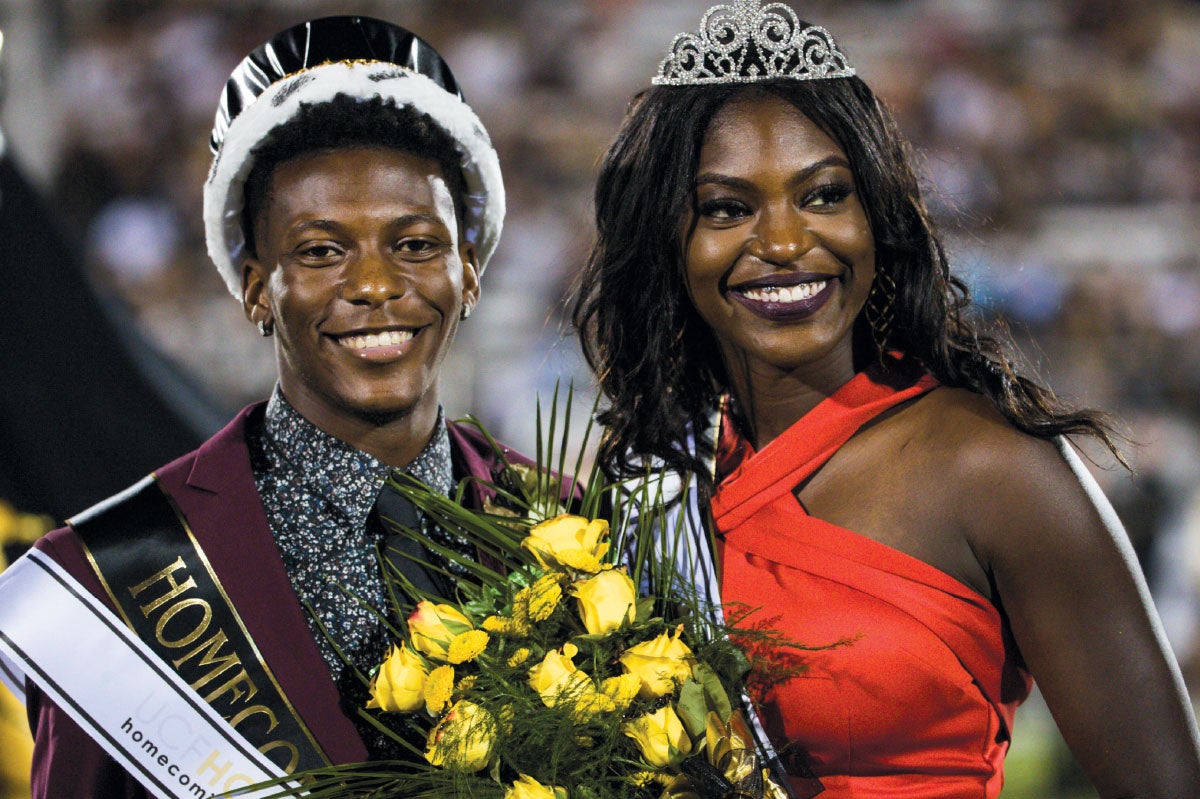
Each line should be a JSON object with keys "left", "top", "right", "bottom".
{"left": 697, "top": 199, "right": 750, "bottom": 221}
{"left": 804, "top": 182, "right": 852, "bottom": 208}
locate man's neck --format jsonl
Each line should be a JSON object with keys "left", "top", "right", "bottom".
{"left": 345, "top": 410, "right": 440, "bottom": 469}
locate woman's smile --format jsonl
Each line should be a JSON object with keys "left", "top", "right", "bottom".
{"left": 727, "top": 272, "right": 837, "bottom": 322}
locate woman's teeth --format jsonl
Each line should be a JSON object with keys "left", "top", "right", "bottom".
{"left": 740, "top": 280, "right": 828, "bottom": 304}
{"left": 341, "top": 330, "right": 414, "bottom": 350}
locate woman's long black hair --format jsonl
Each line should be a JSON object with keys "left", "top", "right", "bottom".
{"left": 573, "top": 75, "right": 1123, "bottom": 484}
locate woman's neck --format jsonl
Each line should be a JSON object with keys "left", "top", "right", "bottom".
{"left": 727, "top": 349, "right": 859, "bottom": 450}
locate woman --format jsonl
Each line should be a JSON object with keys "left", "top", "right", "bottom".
{"left": 574, "top": 2, "right": 1200, "bottom": 797}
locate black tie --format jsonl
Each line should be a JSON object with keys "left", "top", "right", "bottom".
{"left": 370, "top": 480, "right": 452, "bottom": 599}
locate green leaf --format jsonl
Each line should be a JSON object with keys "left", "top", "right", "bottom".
{"left": 634, "top": 596, "right": 656, "bottom": 624}
{"left": 693, "top": 662, "right": 732, "bottom": 721}
{"left": 675, "top": 679, "right": 709, "bottom": 740}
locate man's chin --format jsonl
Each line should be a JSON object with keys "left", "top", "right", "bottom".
{"left": 353, "top": 405, "right": 419, "bottom": 427}
{"left": 340, "top": 392, "right": 436, "bottom": 428}
{"left": 279, "top": 375, "right": 438, "bottom": 434}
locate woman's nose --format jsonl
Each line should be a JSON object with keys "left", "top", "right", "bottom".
{"left": 747, "top": 206, "right": 814, "bottom": 264}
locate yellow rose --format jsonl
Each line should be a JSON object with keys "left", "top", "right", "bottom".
{"left": 527, "top": 643, "right": 592, "bottom": 708}
{"left": 522, "top": 514, "right": 610, "bottom": 573}
{"left": 505, "top": 774, "right": 568, "bottom": 799}
{"left": 408, "top": 601, "right": 474, "bottom": 661}
{"left": 619, "top": 628, "right": 694, "bottom": 699}
{"left": 572, "top": 569, "right": 636, "bottom": 635}
{"left": 526, "top": 643, "right": 615, "bottom": 719}
{"left": 425, "top": 700, "right": 496, "bottom": 772}
{"left": 366, "top": 643, "right": 428, "bottom": 713}
{"left": 622, "top": 704, "right": 693, "bottom": 769}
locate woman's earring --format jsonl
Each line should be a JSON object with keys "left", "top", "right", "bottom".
{"left": 863, "top": 269, "right": 896, "bottom": 356}
{"left": 257, "top": 318, "right": 274, "bottom": 337}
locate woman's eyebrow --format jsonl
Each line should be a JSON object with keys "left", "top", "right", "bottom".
{"left": 694, "top": 155, "right": 852, "bottom": 190}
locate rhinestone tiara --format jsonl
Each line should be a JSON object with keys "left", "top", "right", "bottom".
{"left": 652, "top": 0, "right": 855, "bottom": 86}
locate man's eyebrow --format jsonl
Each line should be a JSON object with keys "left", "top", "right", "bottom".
{"left": 287, "top": 213, "right": 451, "bottom": 232}
{"left": 391, "top": 212, "right": 451, "bottom": 228}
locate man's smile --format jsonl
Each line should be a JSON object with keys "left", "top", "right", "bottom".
{"left": 332, "top": 328, "right": 418, "bottom": 350}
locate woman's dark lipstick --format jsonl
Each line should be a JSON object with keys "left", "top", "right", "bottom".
{"left": 728, "top": 274, "right": 836, "bottom": 322}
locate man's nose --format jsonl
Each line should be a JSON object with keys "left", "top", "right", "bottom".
{"left": 341, "top": 250, "right": 405, "bottom": 305}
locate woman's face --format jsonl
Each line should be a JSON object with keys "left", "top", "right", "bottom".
{"left": 682, "top": 92, "right": 875, "bottom": 386}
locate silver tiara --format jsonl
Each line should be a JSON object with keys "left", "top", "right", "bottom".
{"left": 652, "top": 0, "right": 855, "bottom": 86}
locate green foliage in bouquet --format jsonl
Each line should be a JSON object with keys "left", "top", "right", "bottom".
{"left": 237, "top": 388, "right": 811, "bottom": 799}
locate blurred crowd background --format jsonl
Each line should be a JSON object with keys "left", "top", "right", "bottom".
{"left": 2, "top": 0, "right": 1200, "bottom": 797}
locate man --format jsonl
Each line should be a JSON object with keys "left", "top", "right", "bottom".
{"left": 11, "top": 15, "right": 519, "bottom": 796}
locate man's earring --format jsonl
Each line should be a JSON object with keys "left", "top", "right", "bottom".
{"left": 460, "top": 304, "right": 472, "bottom": 321}
{"left": 257, "top": 318, "right": 274, "bottom": 337}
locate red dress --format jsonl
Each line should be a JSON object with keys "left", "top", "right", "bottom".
{"left": 711, "top": 363, "right": 1033, "bottom": 798}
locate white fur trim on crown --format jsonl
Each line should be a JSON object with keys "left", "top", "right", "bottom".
{"left": 203, "top": 60, "right": 505, "bottom": 297}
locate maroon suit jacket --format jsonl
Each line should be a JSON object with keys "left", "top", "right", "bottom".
{"left": 26, "top": 404, "right": 530, "bottom": 798}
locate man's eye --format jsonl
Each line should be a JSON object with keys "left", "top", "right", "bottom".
{"left": 296, "top": 244, "right": 342, "bottom": 261}
{"left": 297, "top": 241, "right": 340, "bottom": 253}
{"left": 396, "top": 239, "right": 442, "bottom": 256}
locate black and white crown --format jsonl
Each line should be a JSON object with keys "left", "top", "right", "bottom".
{"left": 653, "top": 0, "right": 855, "bottom": 86}
{"left": 204, "top": 16, "right": 504, "bottom": 296}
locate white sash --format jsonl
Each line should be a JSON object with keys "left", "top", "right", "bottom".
{"left": 0, "top": 549, "right": 297, "bottom": 798}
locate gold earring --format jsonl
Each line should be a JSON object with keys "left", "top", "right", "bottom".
{"left": 864, "top": 268, "right": 896, "bottom": 355}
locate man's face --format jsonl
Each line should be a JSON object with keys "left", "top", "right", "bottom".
{"left": 242, "top": 146, "right": 478, "bottom": 440}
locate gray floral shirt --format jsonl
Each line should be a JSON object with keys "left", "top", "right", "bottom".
{"left": 249, "top": 387, "right": 452, "bottom": 756}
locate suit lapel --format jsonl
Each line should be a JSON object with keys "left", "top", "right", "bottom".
{"left": 163, "top": 404, "right": 368, "bottom": 765}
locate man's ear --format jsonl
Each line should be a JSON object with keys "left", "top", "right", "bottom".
{"left": 242, "top": 258, "right": 272, "bottom": 329}
{"left": 459, "top": 243, "right": 481, "bottom": 313}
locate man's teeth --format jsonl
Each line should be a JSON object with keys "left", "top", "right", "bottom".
{"left": 741, "top": 280, "right": 828, "bottom": 303}
{"left": 340, "top": 330, "right": 414, "bottom": 349}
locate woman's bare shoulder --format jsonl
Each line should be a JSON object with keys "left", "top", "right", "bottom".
{"left": 899, "top": 386, "right": 1113, "bottom": 553}
{"left": 900, "top": 386, "right": 1065, "bottom": 479}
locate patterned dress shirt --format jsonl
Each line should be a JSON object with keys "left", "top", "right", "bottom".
{"left": 248, "top": 387, "right": 452, "bottom": 757}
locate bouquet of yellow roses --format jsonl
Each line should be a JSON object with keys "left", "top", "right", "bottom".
{"left": 244, "top": 397, "right": 807, "bottom": 799}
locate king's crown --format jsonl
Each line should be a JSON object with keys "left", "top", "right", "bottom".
{"left": 652, "top": 0, "right": 855, "bottom": 86}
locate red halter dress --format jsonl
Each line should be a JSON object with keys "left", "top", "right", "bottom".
{"left": 711, "top": 363, "right": 1032, "bottom": 799}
